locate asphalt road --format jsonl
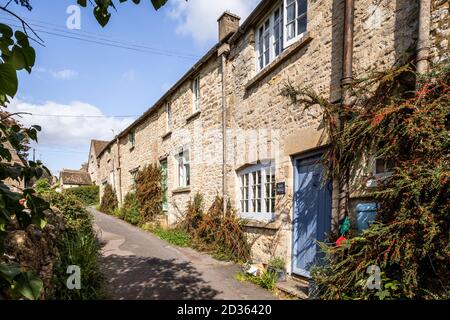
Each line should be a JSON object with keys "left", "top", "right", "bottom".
{"left": 90, "top": 208, "right": 276, "bottom": 300}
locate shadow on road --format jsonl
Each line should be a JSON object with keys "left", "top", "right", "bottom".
{"left": 101, "top": 254, "right": 221, "bottom": 300}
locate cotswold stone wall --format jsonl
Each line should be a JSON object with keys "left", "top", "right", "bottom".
{"left": 95, "top": 0, "right": 448, "bottom": 268}
{"left": 430, "top": 0, "right": 449, "bottom": 65}
{"left": 98, "top": 55, "right": 224, "bottom": 224}
{"left": 224, "top": 0, "right": 446, "bottom": 265}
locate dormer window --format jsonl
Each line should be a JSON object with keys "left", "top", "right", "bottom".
{"left": 256, "top": 0, "right": 307, "bottom": 71}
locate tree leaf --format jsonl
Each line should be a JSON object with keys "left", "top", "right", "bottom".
{"left": 0, "top": 263, "right": 22, "bottom": 283}
{"left": 151, "top": 0, "right": 167, "bottom": 10}
{"left": 77, "top": 0, "right": 87, "bottom": 7}
{"left": 0, "top": 63, "right": 18, "bottom": 98}
{"left": 13, "top": 271, "right": 43, "bottom": 300}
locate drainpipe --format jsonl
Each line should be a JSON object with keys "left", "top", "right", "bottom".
{"left": 220, "top": 50, "right": 228, "bottom": 217}
{"left": 416, "top": 0, "right": 431, "bottom": 81}
{"left": 336, "top": 0, "right": 355, "bottom": 227}
{"left": 116, "top": 136, "right": 123, "bottom": 206}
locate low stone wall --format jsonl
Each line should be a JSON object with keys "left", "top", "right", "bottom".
{"left": 3, "top": 208, "right": 65, "bottom": 299}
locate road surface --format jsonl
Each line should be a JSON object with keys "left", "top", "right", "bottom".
{"left": 90, "top": 208, "right": 276, "bottom": 300}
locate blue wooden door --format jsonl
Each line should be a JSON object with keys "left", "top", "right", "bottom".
{"left": 293, "top": 155, "right": 332, "bottom": 277}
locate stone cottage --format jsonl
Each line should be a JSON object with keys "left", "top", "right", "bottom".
{"left": 87, "top": 139, "right": 109, "bottom": 185}
{"left": 94, "top": 0, "right": 449, "bottom": 278}
{"left": 59, "top": 169, "right": 92, "bottom": 190}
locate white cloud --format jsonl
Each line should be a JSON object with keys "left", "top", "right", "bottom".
{"left": 35, "top": 67, "right": 78, "bottom": 80}
{"left": 168, "top": 0, "right": 260, "bottom": 45}
{"left": 7, "top": 99, "right": 133, "bottom": 150}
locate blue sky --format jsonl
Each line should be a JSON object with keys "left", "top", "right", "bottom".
{"left": 3, "top": 0, "right": 259, "bottom": 175}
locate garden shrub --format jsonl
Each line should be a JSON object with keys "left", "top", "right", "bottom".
{"left": 120, "top": 192, "right": 141, "bottom": 225}
{"left": 181, "top": 193, "right": 251, "bottom": 263}
{"left": 135, "top": 164, "right": 163, "bottom": 223}
{"left": 43, "top": 190, "right": 104, "bottom": 300}
{"left": 99, "top": 184, "right": 118, "bottom": 215}
{"left": 35, "top": 178, "right": 51, "bottom": 194}
{"left": 64, "top": 185, "right": 99, "bottom": 206}
{"left": 286, "top": 63, "right": 450, "bottom": 299}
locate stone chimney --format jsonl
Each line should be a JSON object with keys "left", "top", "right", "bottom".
{"left": 218, "top": 11, "right": 240, "bottom": 43}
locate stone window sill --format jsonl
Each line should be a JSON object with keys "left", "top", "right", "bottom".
{"left": 162, "top": 131, "right": 172, "bottom": 140}
{"left": 242, "top": 219, "right": 281, "bottom": 230}
{"left": 186, "top": 111, "right": 201, "bottom": 123}
{"left": 172, "top": 187, "right": 191, "bottom": 194}
{"left": 245, "top": 32, "right": 313, "bottom": 91}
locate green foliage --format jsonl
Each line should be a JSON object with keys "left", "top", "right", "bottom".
{"left": 119, "top": 192, "right": 141, "bottom": 225}
{"left": 288, "top": 63, "right": 450, "bottom": 299}
{"left": 77, "top": 0, "right": 168, "bottom": 27}
{"left": 236, "top": 270, "right": 278, "bottom": 291}
{"left": 144, "top": 225, "right": 191, "bottom": 247}
{"left": 44, "top": 191, "right": 104, "bottom": 300}
{"left": 268, "top": 257, "right": 286, "bottom": 270}
{"left": 35, "top": 178, "right": 50, "bottom": 194}
{"left": 52, "top": 229, "right": 104, "bottom": 300}
{"left": 0, "top": 110, "right": 47, "bottom": 300}
{"left": 181, "top": 194, "right": 251, "bottom": 263}
{"left": 0, "top": 264, "right": 43, "bottom": 300}
{"left": 63, "top": 185, "right": 99, "bottom": 206}
{"left": 99, "top": 184, "right": 118, "bottom": 215}
{"left": 135, "top": 164, "right": 163, "bottom": 223}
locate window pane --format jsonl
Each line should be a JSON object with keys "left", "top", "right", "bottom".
{"left": 297, "top": 0, "right": 307, "bottom": 16}
{"left": 286, "top": 3, "right": 295, "bottom": 23}
{"left": 297, "top": 14, "right": 307, "bottom": 35}
{"left": 286, "top": 22, "right": 295, "bottom": 40}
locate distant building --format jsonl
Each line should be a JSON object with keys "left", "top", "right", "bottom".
{"left": 59, "top": 169, "right": 92, "bottom": 189}
{"left": 87, "top": 140, "right": 109, "bottom": 186}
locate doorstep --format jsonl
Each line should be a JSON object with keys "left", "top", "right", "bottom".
{"left": 275, "top": 275, "right": 309, "bottom": 299}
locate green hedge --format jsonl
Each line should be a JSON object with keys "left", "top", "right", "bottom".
{"left": 42, "top": 191, "right": 105, "bottom": 300}
{"left": 64, "top": 185, "right": 99, "bottom": 206}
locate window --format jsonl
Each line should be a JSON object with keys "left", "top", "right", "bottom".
{"left": 166, "top": 102, "right": 172, "bottom": 131}
{"left": 160, "top": 159, "right": 168, "bottom": 211}
{"left": 256, "top": 1, "right": 307, "bottom": 71}
{"left": 177, "top": 149, "right": 190, "bottom": 188}
{"left": 284, "top": 0, "right": 307, "bottom": 47}
{"left": 256, "top": 5, "right": 283, "bottom": 70}
{"left": 238, "top": 162, "right": 276, "bottom": 221}
{"left": 129, "top": 130, "right": 136, "bottom": 149}
{"left": 374, "top": 158, "right": 395, "bottom": 176}
{"left": 192, "top": 76, "right": 200, "bottom": 113}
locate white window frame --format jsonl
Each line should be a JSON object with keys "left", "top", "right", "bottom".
{"left": 237, "top": 162, "right": 276, "bottom": 222}
{"left": 283, "top": 0, "right": 308, "bottom": 48}
{"left": 192, "top": 76, "right": 200, "bottom": 113}
{"left": 177, "top": 149, "right": 190, "bottom": 188}
{"left": 255, "top": 4, "right": 284, "bottom": 72}
{"left": 165, "top": 102, "right": 172, "bottom": 131}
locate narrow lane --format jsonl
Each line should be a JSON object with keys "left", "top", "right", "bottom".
{"left": 90, "top": 208, "right": 276, "bottom": 300}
